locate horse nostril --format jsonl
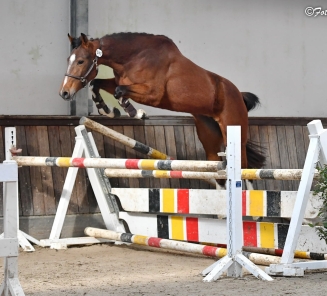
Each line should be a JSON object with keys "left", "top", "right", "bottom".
{"left": 62, "top": 91, "right": 70, "bottom": 101}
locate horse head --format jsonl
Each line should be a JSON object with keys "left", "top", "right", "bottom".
{"left": 59, "top": 33, "right": 100, "bottom": 101}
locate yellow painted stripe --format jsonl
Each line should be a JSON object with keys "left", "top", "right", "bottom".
{"left": 139, "top": 160, "right": 156, "bottom": 170}
{"left": 294, "top": 250, "right": 310, "bottom": 259}
{"left": 249, "top": 190, "right": 264, "bottom": 217}
{"left": 162, "top": 189, "right": 175, "bottom": 213}
{"left": 259, "top": 222, "right": 275, "bottom": 248}
{"left": 154, "top": 170, "right": 170, "bottom": 178}
{"left": 149, "top": 149, "right": 168, "bottom": 160}
{"left": 242, "top": 169, "right": 258, "bottom": 180}
{"left": 132, "top": 235, "right": 148, "bottom": 246}
{"left": 171, "top": 216, "right": 184, "bottom": 240}
{"left": 57, "top": 157, "right": 71, "bottom": 167}
{"left": 217, "top": 248, "right": 227, "bottom": 257}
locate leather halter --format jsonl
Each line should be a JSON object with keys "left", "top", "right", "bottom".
{"left": 65, "top": 39, "right": 102, "bottom": 88}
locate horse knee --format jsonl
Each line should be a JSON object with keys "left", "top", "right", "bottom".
{"left": 114, "top": 85, "right": 127, "bottom": 99}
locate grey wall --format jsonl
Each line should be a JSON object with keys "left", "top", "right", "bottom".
{"left": 89, "top": 0, "right": 327, "bottom": 117}
{"left": 1, "top": 1, "right": 326, "bottom": 117}
{"left": 1, "top": 1, "right": 69, "bottom": 115}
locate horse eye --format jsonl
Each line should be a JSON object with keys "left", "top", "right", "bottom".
{"left": 77, "top": 60, "right": 84, "bottom": 65}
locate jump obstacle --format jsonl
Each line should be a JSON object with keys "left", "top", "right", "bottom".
{"left": 3, "top": 119, "right": 327, "bottom": 284}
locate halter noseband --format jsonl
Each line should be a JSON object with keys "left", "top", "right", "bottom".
{"left": 65, "top": 39, "right": 103, "bottom": 88}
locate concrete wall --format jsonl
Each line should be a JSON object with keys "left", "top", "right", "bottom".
{"left": 89, "top": 0, "right": 327, "bottom": 117}
{"left": 1, "top": 1, "right": 326, "bottom": 117}
{"left": 1, "top": 1, "right": 69, "bottom": 115}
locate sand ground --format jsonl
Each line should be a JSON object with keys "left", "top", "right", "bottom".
{"left": 2, "top": 243, "right": 327, "bottom": 296}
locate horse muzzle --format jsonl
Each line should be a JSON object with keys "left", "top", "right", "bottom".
{"left": 59, "top": 90, "right": 76, "bottom": 101}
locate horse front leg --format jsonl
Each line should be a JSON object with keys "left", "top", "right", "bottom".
{"left": 89, "top": 78, "right": 121, "bottom": 118}
{"left": 114, "top": 84, "right": 149, "bottom": 119}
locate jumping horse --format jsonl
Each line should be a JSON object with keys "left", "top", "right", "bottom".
{"left": 59, "top": 32, "right": 265, "bottom": 188}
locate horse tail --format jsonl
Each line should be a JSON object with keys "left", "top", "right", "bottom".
{"left": 241, "top": 92, "right": 266, "bottom": 168}
{"left": 246, "top": 140, "right": 266, "bottom": 169}
{"left": 242, "top": 92, "right": 260, "bottom": 111}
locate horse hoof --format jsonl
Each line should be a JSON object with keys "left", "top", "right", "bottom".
{"left": 113, "top": 107, "right": 121, "bottom": 118}
{"left": 136, "top": 109, "right": 147, "bottom": 120}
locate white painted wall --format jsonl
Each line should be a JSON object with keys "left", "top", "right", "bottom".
{"left": 0, "top": 1, "right": 69, "bottom": 115}
{"left": 1, "top": 1, "right": 326, "bottom": 117}
{"left": 89, "top": 0, "right": 327, "bottom": 117}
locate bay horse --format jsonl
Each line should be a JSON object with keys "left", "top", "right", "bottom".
{"left": 59, "top": 32, "right": 265, "bottom": 188}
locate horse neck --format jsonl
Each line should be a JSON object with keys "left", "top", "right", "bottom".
{"left": 98, "top": 35, "right": 142, "bottom": 68}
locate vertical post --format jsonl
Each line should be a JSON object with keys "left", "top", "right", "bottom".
{"left": 280, "top": 120, "right": 323, "bottom": 264}
{"left": 69, "top": 0, "right": 91, "bottom": 116}
{"left": 226, "top": 126, "right": 243, "bottom": 277}
{"left": 0, "top": 162, "right": 25, "bottom": 295}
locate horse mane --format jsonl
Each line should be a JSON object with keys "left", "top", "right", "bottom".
{"left": 105, "top": 32, "right": 173, "bottom": 42}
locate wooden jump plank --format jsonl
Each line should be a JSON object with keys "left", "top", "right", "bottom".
{"left": 153, "top": 126, "right": 170, "bottom": 189}
{"left": 174, "top": 126, "right": 190, "bottom": 189}
{"left": 193, "top": 125, "right": 212, "bottom": 189}
{"left": 112, "top": 126, "right": 129, "bottom": 188}
{"left": 16, "top": 126, "right": 33, "bottom": 216}
{"left": 103, "top": 125, "right": 119, "bottom": 188}
{"left": 25, "top": 126, "right": 45, "bottom": 215}
{"left": 184, "top": 125, "right": 200, "bottom": 189}
{"left": 144, "top": 126, "right": 161, "bottom": 188}
{"left": 59, "top": 126, "right": 79, "bottom": 214}
{"left": 69, "top": 126, "right": 90, "bottom": 214}
{"left": 164, "top": 126, "right": 180, "bottom": 188}
{"left": 258, "top": 126, "right": 274, "bottom": 191}
{"left": 266, "top": 126, "right": 284, "bottom": 191}
{"left": 123, "top": 126, "right": 140, "bottom": 189}
{"left": 285, "top": 126, "right": 300, "bottom": 191}
{"left": 249, "top": 125, "right": 265, "bottom": 190}
{"left": 133, "top": 125, "right": 150, "bottom": 188}
{"left": 88, "top": 130, "right": 104, "bottom": 213}
{"left": 36, "top": 126, "right": 56, "bottom": 215}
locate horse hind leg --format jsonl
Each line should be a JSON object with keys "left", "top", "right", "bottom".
{"left": 89, "top": 78, "right": 121, "bottom": 118}
{"left": 193, "top": 115, "right": 226, "bottom": 189}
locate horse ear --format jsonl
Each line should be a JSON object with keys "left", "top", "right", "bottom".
{"left": 67, "top": 33, "right": 74, "bottom": 44}
{"left": 80, "top": 33, "right": 89, "bottom": 47}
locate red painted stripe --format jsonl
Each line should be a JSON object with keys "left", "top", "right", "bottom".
{"left": 125, "top": 159, "right": 139, "bottom": 169}
{"left": 202, "top": 245, "right": 218, "bottom": 257}
{"left": 275, "top": 249, "right": 283, "bottom": 256}
{"left": 147, "top": 237, "right": 162, "bottom": 248}
{"left": 242, "top": 190, "right": 246, "bottom": 216}
{"left": 71, "top": 158, "right": 85, "bottom": 168}
{"left": 243, "top": 221, "right": 257, "bottom": 247}
{"left": 186, "top": 217, "right": 199, "bottom": 242}
{"left": 177, "top": 189, "right": 189, "bottom": 213}
{"left": 169, "top": 171, "right": 183, "bottom": 178}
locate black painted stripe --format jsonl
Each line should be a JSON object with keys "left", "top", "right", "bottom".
{"left": 120, "top": 232, "right": 133, "bottom": 243}
{"left": 149, "top": 189, "right": 160, "bottom": 213}
{"left": 134, "top": 141, "right": 150, "bottom": 155}
{"left": 267, "top": 191, "right": 281, "bottom": 217}
{"left": 259, "top": 169, "right": 275, "bottom": 179}
{"left": 45, "top": 157, "right": 57, "bottom": 166}
{"left": 141, "top": 170, "right": 154, "bottom": 178}
{"left": 157, "top": 215, "right": 169, "bottom": 239}
{"left": 309, "top": 252, "right": 325, "bottom": 260}
{"left": 277, "top": 224, "right": 289, "bottom": 249}
{"left": 156, "top": 160, "right": 172, "bottom": 170}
